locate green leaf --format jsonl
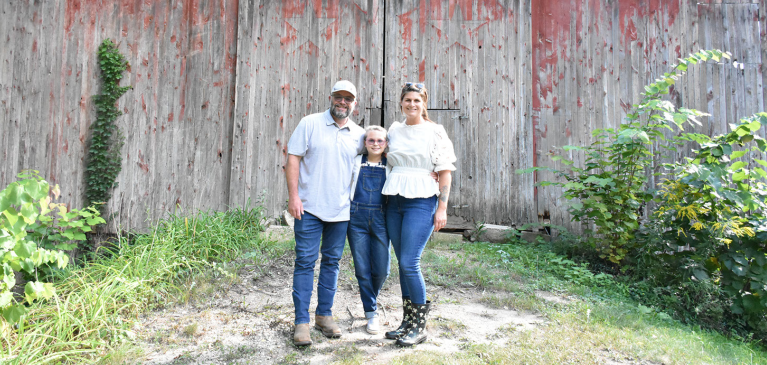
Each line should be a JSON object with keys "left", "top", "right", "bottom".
{"left": 731, "top": 265, "right": 748, "bottom": 276}
{"left": 24, "top": 281, "right": 55, "bottom": 303}
{"left": 742, "top": 295, "right": 762, "bottom": 314}
{"left": 0, "top": 291, "right": 12, "bottom": 307}
{"left": 730, "top": 161, "right": 748, "bottom": 171}
{"left": 746, "top": 120, "right": 761, "bottom": 132}
{"left": 731, "top": 150, "right": 747, "bottom": 159}
{"left": 5, "top": 185, "right": 23, "bottom": 206}
{"left": 2, "top": 305, "right": 26, "bottom": 324}
{"left": 692, "top": 268, "right": 709, "bottom": 281}
{"left": 13, "top": 240, "right": 36, "bottom": 259}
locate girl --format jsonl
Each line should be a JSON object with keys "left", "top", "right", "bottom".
{"left": 348, "top": 125, "right": 390, "bottom": 334}
{"left": 382, "top": 82, "right": 456, "bottom": 347}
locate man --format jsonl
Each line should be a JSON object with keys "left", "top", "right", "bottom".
{"left": 285, "top": 80, "right": 365, "bottom": 346}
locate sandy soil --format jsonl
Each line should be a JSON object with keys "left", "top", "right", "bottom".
{"left": 135, "top": 231, "right": 546, "bottom": 364}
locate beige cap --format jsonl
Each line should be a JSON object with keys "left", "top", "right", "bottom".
{"left": 331, "top": 80, "right": 357, "bottom": 98}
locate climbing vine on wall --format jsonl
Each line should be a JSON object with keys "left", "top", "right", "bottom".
{"left": 85, "top": 38, "right": 131, "bottom": 214}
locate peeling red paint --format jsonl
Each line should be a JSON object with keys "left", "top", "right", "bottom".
{"left": 281, "top": 83, "right": 291, "bottom": 98}
{"left": 418, "top": 58, "right": 426, "bottom": 82}
{"left": 138, "top": 150, "right": 149, "bottom": 174}
{"left": 281, "top": 23, "right": 298, "bottom": 46}
{"left": 223, "top": 0, "right": 238, "bottom": 73}
{"left": 398, "top": 9, "right": 415, "bottom": 55}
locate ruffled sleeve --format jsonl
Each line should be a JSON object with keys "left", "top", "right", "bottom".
{"left": 431, "top": 125, "right": 457, "bottom": 172}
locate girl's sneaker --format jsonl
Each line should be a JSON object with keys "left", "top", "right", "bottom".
{"left": 366, "top": 316, "right": 380, "bottom": 334}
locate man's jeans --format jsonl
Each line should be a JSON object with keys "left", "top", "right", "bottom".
{"left": 386, "top": 195, "right": 437, "bottom": 305}
{"left": 348, "top": 202, "right": 390, "bottom": 316}
{"left": 292, "top": 212, "right": 348, "bottom": 324}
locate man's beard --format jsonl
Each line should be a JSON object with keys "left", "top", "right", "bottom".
{"left": 330, "top": 104, "right": 352, "bottom": 119}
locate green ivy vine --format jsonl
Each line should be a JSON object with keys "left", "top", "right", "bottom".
{"left": 85, "top": 38, "right": 131, "bottom": 214}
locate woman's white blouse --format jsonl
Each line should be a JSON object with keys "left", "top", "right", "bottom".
{"left": 382, "top": 121, "right": 457, "bottom": 198}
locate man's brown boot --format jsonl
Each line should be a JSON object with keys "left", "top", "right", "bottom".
{"left": 315, "top": 315, "right": 342, "bottom": 338}
{"left": 293, "top": 323, "right": 312, "bottom": 346}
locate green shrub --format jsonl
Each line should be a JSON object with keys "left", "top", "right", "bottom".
{"left": 637, "top": 115, "right": 767, "bottom": 335}
{"left": 0, "top": 171, "right": 104, "bottom": 324}
{"left": 518, "top": 50, "right": 731, "bottom": 265}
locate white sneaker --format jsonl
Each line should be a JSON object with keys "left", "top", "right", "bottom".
{"left": 366, "top": 316, "right": 380, "bottom": 334}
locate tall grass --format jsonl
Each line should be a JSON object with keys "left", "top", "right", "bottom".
{"left": 1, "top": 205, "right": 272, "bottom": 365}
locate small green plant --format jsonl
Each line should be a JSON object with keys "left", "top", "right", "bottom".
{"left": 181, "top": 322, "right": 198, "bottom": 337}
{"left": 517, "top": 50, "right": 731, "bottom": 265}
{"left": 85, "top": 38, "right": 131, "bottom": 214}
{"left": 469, "top": 221, "right": 487, "bottom": 241}
{"left": 1, "top": 171, "right": 104, "bottom": 324}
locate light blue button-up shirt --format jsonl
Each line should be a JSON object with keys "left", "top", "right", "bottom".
{"left": 287, "top": 110, "right": 365, "bottom": 222}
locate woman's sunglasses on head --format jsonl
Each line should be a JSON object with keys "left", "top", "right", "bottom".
{"left": 404, "top": 82, "right": 424, "bottom": 90}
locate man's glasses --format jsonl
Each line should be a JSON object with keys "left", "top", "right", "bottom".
{"left": 332, "top": 95, "right": 355, "bottom": 103}
{"left": 405, "top": 82, "right": 425, "bottom": 90}
{"left": 366, "top": 138, "right": 386, "bottom": 145}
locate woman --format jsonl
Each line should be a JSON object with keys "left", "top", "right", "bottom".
{"left": 382, "top": 82, "right": 456, "bottom": 346}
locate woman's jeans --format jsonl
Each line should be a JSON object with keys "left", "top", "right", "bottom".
{"left": 292, "top": 212, "right": 348, "bottom": 325}
{"left": 348, "top": 202, "right": 390, "bottom": 316}
{"left": 386, "top": 194, "right": 437, "bottom": 305}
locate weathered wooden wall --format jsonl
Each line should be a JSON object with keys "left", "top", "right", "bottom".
{"left": 0, "top": 0, "right": 239, "bottom": 231}
{"left": 531, "top": 0, "right": 766, "bottom": 229}
{"left": 1, "top": 0, "right": 766, "bottom": 232}
{"left": 383, "top": 0, "right": 536, "bottom": 226}
{"left": 229, "top": 0, "right": 384, "bottom": 214}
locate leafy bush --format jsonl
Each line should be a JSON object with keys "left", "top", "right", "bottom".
{"left": 637, "top": 114, "right": 767, "bottom": 333}
{"left": 517, "top": 49, "right": 767, "bottom": 338}
{"left": 0, "top": 171, "right": 104, "bottom": 324}
{"left": 518, "top": 50, "right": 731, "bottom": 265}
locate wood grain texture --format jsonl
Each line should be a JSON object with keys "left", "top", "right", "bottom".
{"left": 228, "top": 0, "right": 384, "bottom": 220}
{"left": 0, "top": 0, "right": 764, "bottom": 232}
{"left": 384, "top": 0, "right": 536, "bottom": 227}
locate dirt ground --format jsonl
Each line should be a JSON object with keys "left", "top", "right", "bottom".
{"left": 135, "top": 230, "right": 546, "bottom": 364}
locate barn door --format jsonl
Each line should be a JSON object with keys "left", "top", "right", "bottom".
{"left": 382, "top": 0, "right": 535, "bottom": 228}
{"left": 229, "top": 0, "right": 384, "bottom": 215}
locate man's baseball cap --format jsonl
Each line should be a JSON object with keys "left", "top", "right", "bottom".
{"left": 331, "top": 80, "right": 357, "bottom": 99}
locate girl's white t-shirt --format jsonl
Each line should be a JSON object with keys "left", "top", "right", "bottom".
{"left": 382, "top": 121, "right": 457, "bottom": 199}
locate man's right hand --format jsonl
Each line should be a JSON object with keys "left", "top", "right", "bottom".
{"left": 285, "top": 154, "right": 303, "bottom": 220}
{"left": 288, "top": 197, "right": 304, "bottom": 220}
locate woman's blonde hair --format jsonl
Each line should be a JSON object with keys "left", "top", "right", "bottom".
{"left": 400, "top": 83, "right": 432, "bottom": 122}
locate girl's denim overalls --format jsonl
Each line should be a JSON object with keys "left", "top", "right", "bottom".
{"left": 347, "top": 155, "right": 391, "bottom": 317}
